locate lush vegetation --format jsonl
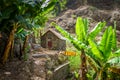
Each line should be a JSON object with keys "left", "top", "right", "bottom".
{"left": 53, "top": 17, "right": 120, "bottom": 80}
{"left": 0, "top": 0, "right": 59, "bottom": 34}
{"left": 1, "top": 0, "right": 120, "bottom": 80}
{"left": 0, "top": 0, "right": 66, "bottom": 63}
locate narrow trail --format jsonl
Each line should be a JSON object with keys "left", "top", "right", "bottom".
{"left": 0, "top": 45, "right": 68, "bottom": 80}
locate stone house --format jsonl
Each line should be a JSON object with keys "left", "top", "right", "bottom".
{"left": 41, "top": 29, "right": 66, "bottom": 51}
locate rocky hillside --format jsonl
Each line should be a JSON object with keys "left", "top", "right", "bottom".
{"left": 47, "top": 0, "right": 120, "bottom": 41}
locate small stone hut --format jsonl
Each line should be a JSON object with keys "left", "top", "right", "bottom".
{"left": 41, "top": 29, "right": 66, "bottom": 51}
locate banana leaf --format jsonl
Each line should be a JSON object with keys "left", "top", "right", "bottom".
{"left": 108, "top": 57, "right": 120, "bottom": 64}
{"left": 112, "top": 21, "right": 117, "bottom": 50}
{"left": 86, "top": 51, "right": 102, "bottom": 67}
{"left": 109, "top": 67, "right": 120, "bottom": 75}
{"left": 75, "top": 17, "right": 86, "bottom": 41}
{"left": 41, "top": 1, "right": 56, "bottom": 15}
{"left": 83, "top": 18, "right": 89, "bottom": 34}
{"left": 89, "top": 22, "right": 106, "bottom": 39}
{"left": 54, "top": 24, "right": 87, "bottom": 50}
{"left": 109, "top": 49, "right": 120, "bottom": 59}
{"left": 99, "top": 26, "right": 113, "bottom": 60}
{"left": 88, "top": 38, "right": 103, "bottom": 60}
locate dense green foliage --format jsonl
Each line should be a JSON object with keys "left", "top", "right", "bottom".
{"left": 0, "top": 0, "right": 61, "bottom": 38}
{"left": 0, "top": 0, "right": 67, "bottom": 62}
{"left": 88, "top": 23, "right": 120, "bottom": 80}
{"left": 53, "top": 17, "right": 120, "bottom": 80}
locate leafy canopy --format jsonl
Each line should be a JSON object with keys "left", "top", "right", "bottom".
{"left": 0, "top": 0, "right": 59, "bottom": 34}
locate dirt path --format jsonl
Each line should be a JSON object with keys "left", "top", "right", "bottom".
{"left": 0, "top": 46, "right": 67, "bottom": 80}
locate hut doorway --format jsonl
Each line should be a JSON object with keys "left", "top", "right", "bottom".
{"left": 47, "top": 38, "right": 52, "bottom": 49}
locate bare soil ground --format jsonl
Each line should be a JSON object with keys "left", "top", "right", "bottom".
{"left": 0, "top": 46, "right": 68, "bottom": 80}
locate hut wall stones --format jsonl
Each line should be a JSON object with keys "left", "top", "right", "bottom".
{"left": 41, "top": 29, "right": 66, "bottom": 51}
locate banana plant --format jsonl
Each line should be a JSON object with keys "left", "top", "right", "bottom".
{"left": 0, "top": 0, "right": 61, "bottom": 62}
{"left": 88, "top": 23, "right": 120, "bottom": 80}
{"left": 52, "top": 17, "right": 106, "bottom": 80}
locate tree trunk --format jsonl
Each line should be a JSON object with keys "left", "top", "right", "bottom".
{"left": 10, "top": 39, "right": 14, "bottom": 58}
{"left": 22, "top": 35, "right": 29, "bottom": 55}
{"left": 80, "top": 49, "right": 87, "bottom": 80}
{"left": 2, "top": 23, "right": 19, "bottom": 63}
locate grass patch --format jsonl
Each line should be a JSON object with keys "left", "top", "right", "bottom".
{"left": 68, "top": 54, "right": 80, "bottom": 71}
{"left": 66, "top": 40, "right": 81, "bottom": 71}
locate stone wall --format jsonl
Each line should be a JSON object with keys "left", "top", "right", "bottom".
{"left": 47, "top": 62, "right": 70, "bottom": 80}
{"left": 41, "top": 31, "right": 66, "bottom": 51}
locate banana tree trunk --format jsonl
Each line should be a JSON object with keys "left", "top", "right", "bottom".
{"left": 2, "top": 31, "right": 14, "bottom": 63}
{"left": 95, "top": 67, "right": 105, "bottom": 80}
{"left": 2, "top": 23, "right": 19, "bottom": 63}
{"left": 80, "top": 49, "right": 87, "bottom": 80}
{"left": 10, "top": 39, "right": 14, "bottom": 59}
{"left": 22, "top": 35, "right": 29, "bottom": 55}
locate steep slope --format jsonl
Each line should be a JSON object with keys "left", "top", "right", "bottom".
{"left": 47, "top": 2, "right": 120, "bottom": 41}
